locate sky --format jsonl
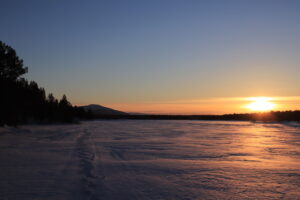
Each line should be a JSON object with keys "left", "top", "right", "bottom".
{"left": 1, "top": 0, "right": 300, "bottom": 114}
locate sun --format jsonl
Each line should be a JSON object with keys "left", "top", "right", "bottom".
{"left": 246, "top": 97, "right": 275, "bottom": 111}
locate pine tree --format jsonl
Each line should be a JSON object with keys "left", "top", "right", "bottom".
{"left": 0, "top": 41, "right": 28, "bottom": 81}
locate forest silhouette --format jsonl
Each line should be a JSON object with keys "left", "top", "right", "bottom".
{"left": 0, "top": 41, "right": 93, "bottom": 126}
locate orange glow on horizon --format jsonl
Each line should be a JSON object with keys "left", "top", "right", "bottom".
{"left": 77, "top": 96, "right": 300, "bottom": 115}
{"left": 246, "top": 97, "right": 276, "bottom": 111}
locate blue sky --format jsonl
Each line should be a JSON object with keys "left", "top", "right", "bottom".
{"left": 1, "top": 0, "right": 300, "bottom": 113}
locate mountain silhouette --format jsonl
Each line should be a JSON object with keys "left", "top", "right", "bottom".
{"left": 80, "top": 104, "right": 128, "bottom": 116}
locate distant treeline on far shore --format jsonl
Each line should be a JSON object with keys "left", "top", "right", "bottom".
{"left": 90, "top": 111, "right": 300, "bottom": 122}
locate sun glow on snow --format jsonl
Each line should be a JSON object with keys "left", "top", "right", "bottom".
{"left": 246, "top": 97, "right": 275, "bottom": 111}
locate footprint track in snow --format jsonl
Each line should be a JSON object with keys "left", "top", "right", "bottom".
{"left": 75, "top": 130, "right": 99, "bottom": 200}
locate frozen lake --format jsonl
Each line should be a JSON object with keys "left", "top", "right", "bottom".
{"left": 0, "top": 120, "right": 300, "bottom": 200}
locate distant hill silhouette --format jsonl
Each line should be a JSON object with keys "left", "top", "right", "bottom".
{"left": 80, "top": 104, "right": 128, "bottom": 116}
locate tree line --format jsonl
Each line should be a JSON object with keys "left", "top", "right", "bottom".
{"left": 0, "top": 41, "right": 93, "bottom": 126}
{"left": 90, "top": 111, "right": 300, "bottom": 122}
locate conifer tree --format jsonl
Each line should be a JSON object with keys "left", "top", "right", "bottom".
{"left": 0, "top": 41, "right": 28, "bottom": 81}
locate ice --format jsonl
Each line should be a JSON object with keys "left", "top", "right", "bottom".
{"left": 0, "top": 120, "right": 300, "bottom": 200}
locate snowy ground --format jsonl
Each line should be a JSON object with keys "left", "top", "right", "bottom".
{"left": 0, "top": 120, "right": 300, "bottom": 200}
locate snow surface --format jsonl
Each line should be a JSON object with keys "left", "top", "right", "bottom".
{"left": 0, "top": 120, "right": 300, "bottom": 200}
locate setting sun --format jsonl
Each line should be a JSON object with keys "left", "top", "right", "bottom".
{"left": 246, "top": 97, "right": 275, "bottom": 111}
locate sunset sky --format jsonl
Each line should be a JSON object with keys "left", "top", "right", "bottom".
{"left": 1, "top": 0, "right": 300, "bottom": 114}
